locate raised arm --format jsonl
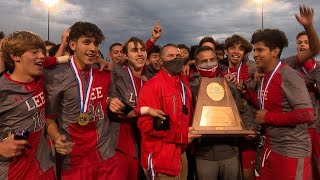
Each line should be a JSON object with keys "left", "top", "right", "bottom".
{"left": 295, "top": 5, "right": 320, "bottom": 63}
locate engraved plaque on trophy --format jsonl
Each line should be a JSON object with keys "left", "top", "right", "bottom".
{"left": 191, "top": 77, "right": 255, "bottom": 136}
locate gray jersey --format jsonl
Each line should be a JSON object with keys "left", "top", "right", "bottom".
{"left": 0, "top": 74, "right": 52, "bottom": 179}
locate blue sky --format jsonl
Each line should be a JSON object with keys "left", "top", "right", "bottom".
{"left": 0, "top": 0, "right": 319, "bottom": 59}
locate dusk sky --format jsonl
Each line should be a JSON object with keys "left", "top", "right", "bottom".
{"left": 0, "top": 0, "right": 319, "bottom": 59}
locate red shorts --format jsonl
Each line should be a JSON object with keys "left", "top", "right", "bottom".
{"left": 260, "top": 148, "right": 310, "bottom": 180}
{"left": 241, "top": 149, "right": 256, "bottom": 169}
{"left": 62, "top": 155, "right": 120, "bottom": 180}
{"left": 310, "top": 128, "right": 320, "bottom": 179}
{"left": 114, "top": 150, "right": 139, "bottom": 180}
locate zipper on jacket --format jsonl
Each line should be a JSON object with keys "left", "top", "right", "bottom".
{"left": 173, "top": 95, "right": 176, "bottom": 114}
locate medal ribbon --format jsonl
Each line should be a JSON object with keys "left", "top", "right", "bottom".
{"left": 70, "top": 57, "right": 93, "bottom": 113}
{"left": 259, "top": 61, "right": 282, "bottom": 109}
{"left": 127, "top": 67, "right": 143, "bottom": 106}
{"left": 228, "top": 62, "right": 242, "bottom": 83}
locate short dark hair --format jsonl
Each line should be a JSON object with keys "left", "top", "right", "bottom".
{"left": 49, "top": 43, "right": 73, "bottom": 57}
{"left": 109, "top": 42, "right": 122, "bottom": 52}
{"left": 177, "top": 44, "right": 190, "bottom": 52}
{"left": 189, "top": 45, "right": 199, "bottom": 60}
{"left": 251, "top": 29, "right": 288, "bottom": 58}
{"left": 0, "top": 31, "right": 5, "bottom": 39}
{"left": 45, "top": 40, "right": 56, "bottom": 47}
{"left": 199, "top": 36, "right": 216, "bottom": 47}
{"left": 160, "top": 44, "right": 178, "bottom": 56}
{"left": 215, "top": 43, "right": 225, "bottom": 51}
{"left": 296, "top": 31, "right": 307, "bottom": 40}
{"left": 225, "top": 34, "right": 253, "bottom": 53}
{"left": 194, "top": 46, "right": 215, "bottom": 62}
{"left": 122, "top": 37, "right": 146, "bottom": 56}
{"left": 69, "top": 22, "right": 105, "bottom": 45}
{"left": 147, "top": 45, "right": 161, "bottom": 59}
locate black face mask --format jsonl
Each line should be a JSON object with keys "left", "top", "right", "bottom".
{"left": 162, "top": 58, "right": 184, "bottom": 75}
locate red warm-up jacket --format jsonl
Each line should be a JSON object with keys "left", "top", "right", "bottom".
{"left": 137, "top": 68, "right": 193, "bottom": 176}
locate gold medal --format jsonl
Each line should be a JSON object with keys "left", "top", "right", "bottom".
{"left": 78, "top": 113, "right": 90, "bottom": 126}
{"left": 206, "top": 82, "right": 225, "bottom": 101}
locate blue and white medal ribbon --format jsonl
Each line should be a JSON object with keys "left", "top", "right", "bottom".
{"left": 70, "top": 57, "right": 93, "bottom": 113}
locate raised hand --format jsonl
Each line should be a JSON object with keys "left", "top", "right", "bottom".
{"left": 151, "top": 20, "right": 162, "bottom": 42}
{"left": 295, "top": 4, "right": 314, "bottom": 27}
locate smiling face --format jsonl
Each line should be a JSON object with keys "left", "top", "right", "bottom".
{"left": 11, "top": 48, "right": 45, "bottom": 78}
{"left": 225, "top": 43, "right": 245, "bottom": 67}
{"left": 126, "top": 41, "right": 147, "bottom": 70}
{"left": 109, "top": 44, "right": 124, "bottom": 64}
{"left": 253, "top": 41, "right": 279, "bottom": 72}
{"left": 69, "top": 36, "right": 99, "bottom": 69}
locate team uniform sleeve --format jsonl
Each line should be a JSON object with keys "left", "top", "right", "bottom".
{"left": 43, "top": 57, "right": 58, "bottom": 69}
{"left": 145, "top": 39, "right": 154, "bottom": 51}
{"left": 281, "top": 55, "right": 299, "bottom": 69}
{"left": 137, "top": 83, "right": 183, "bottom": 144}
{"left": 264, "top": 70, "right": 314, "bottom": 126}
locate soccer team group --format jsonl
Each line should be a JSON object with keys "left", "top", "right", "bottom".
{"left": 0, "top": 3, "right": 319, "bottom": 180}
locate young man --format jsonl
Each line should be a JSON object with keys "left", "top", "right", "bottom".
{"left": 220, "top": 34, "right": 255, "bottom": 83}
{"left": 189, "top": 46, "right": 257, "bottom": 180}
{"left": 178, "top": 44, "right": 190, "bottom": 62}
{"left": 145, "top": 45, "right": 161, "bottom": 80}
{"left": 45, "top": 40, "right": 56, "bottom": 56}
{"left": 108, "top": 37, "right": 148, "bottom": 180}
{"left": 199, "top": 36, "right": 216, "bottom": 50}
{"left": 45, "top": 22, "right": 119, "bottom": 179}
{"left": 218, "top": 34, "right": 257, "bottom": 180}
{"left": 246, "top": 5, "right": 319, "bottom": 179}
{"left": 215, "top": 43, "right": 225, "bottom": 61}
{"left": 247, "top": 6, "right": 318, "bottom": 176}
{"left": 108, "top": 42, "right": 125, "bottom": 65}
{"left": 138, "top": 44, "right": 201, "bottom": 179}
{"left": 0, "top": 31, "right": 54, "bottom": 179}
{"left": 282, "top": 29, "right": 320, "bottom": 179}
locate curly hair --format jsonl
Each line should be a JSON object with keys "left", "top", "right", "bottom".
{"left": 225, "top": 34, "right": 253, "bottom": 54}
{"left": 251, "top": 29, "right": 288, "bottom": 58}
{"left": 69, "top": 22, "right": 105, "bottom": 45}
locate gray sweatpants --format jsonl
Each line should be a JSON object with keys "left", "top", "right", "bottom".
{"left": 196, "top": 156, "right": 240, "bottom": 180}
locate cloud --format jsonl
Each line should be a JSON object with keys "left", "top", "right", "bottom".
{"left": 0, "top": 0, "right": 319, "bottom": 58}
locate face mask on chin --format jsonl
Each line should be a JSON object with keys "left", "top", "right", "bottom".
{"left": 162, "top": 58, "right": 184, "bottom": 75}
{"left": 197, "top": 64, "right": 218, "bottom": 78}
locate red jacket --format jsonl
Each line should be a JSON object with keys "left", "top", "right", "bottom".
{"left": 137, "top": 68, "right": 193, "bottom": 176}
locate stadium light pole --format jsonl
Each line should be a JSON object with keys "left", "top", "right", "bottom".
{"left": 255, "top": 0, "right": 264, "bottom": 30}
{"left": 40, "top": 0, "right": 59, "bottom": 40}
